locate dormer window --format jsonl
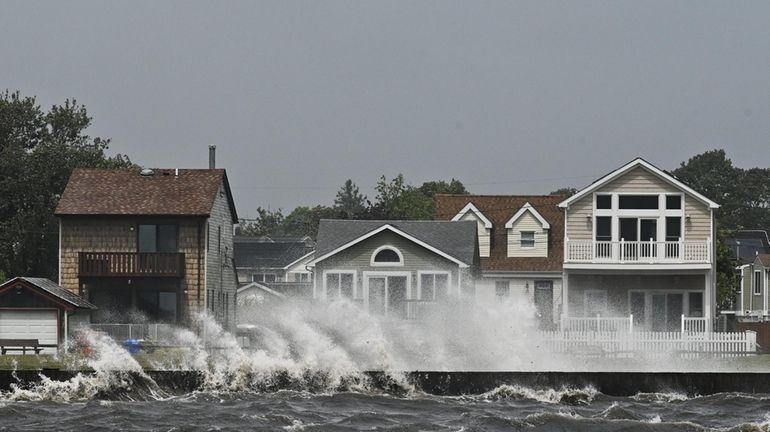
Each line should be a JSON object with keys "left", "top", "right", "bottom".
{"left": 371, "top": 246, "right": 403, "bottom": 266}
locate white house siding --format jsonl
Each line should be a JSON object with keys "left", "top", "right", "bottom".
{"left": 599, "top": 166, "right": 678, "bottom": 194}
{"left": 565, "top": 196, "right": 593, "bottom": 241}
{"left": 564, "top": 166, "right": 712, "bottom": 243}
{"left": 205, "top": 182, "right": 238, "bottom": 330}
{"left": 684, "top": 198, "right": 711, "bottom": 241}
{"left": 459, "top": 212, "right": 490, "bottom": 257}
{"left": 507, "top": 211, "right": 548, "bottom": 257}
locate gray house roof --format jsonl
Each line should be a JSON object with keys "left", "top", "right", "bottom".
{"left": 314, "top": 219, "right": 477, "bottom": 266}
{"left": 2, "top": 277, "right": 97, "bottom": 309}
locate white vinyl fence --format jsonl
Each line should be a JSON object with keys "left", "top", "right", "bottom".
{"left": 562, "top": 315, "right": 713, "bottom": 333}
{"left": 538, "top": 330, "right": 757, "bottom": 358}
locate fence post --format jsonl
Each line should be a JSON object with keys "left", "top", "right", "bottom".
{"left": 746, "top": 330, "right": 757, "bottom": 353}
{"left": 629, "top": 314, "right": 633, "bottom": 333}
{"left": 620, "top": 239, "right": 625, "bottom": 263}
{"left": 596, "top": 313, "right": 601, "bottom": 332}
{"left": 681, "top": 314, "right": 685, "bottom": 333}
{"left": 128, "top": 324, "right": 132, "bottom": 340}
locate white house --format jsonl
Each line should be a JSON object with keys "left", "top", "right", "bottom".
{"left": 558, "top": 158, "right": 719, "bottom": 331}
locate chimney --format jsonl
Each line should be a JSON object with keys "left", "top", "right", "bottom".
{"left": 208, "top": 145, "right": 216, "bottom": 169}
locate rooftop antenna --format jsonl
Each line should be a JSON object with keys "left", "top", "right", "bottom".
{"left": 209, "top": 145, "right": 216, "bottom": 169}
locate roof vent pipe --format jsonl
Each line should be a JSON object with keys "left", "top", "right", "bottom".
{"left": 209, "top": 145, "right": 216, "bottom": 169}
{"left": 140, "top": 168, "right": 154, "bottom": 176}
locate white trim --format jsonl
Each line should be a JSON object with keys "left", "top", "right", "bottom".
{"left": 451, "top": 202, "right": 493, "bottom": 228}
{"left": 322, "top": 270, "right": 357, "bottom": 300}
{"left": 564, "top": 263, "right": 713, "bottom": 271}
{"left": 236, "top": 281, "right": 287, "bottom": 299}
{"left": 558, "top": 158, "right": 720, "bottom": 209}
{"left": 370, "top": 245, "right": 405, "bottom": 267}
{"left": 505, "top": 202, "right": 550, "bottom": 229}
{"left": 755, "top": 270, "right": 763, "bottom": 295}
{"left": 58, "top": 219, "right": 62, "bottom": 286}
{"left": 362, "top": 271, "right": 412, "bottom": 316}
{"left": 417, "top": 270, "right": 451, "bottom": 300}
{"left": 309, "top": 224, "right": 469, "bottom": 268}
{"left": 282, "top": 250, "right": 316, "bottom": 271}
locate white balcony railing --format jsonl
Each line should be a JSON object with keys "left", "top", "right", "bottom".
{"left": 565, "top": 239, "right": 710, "bottom": 264}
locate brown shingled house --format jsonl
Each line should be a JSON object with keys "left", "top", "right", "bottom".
{"left": 54, "top": 167, "right": 239, "bottom": 330}
{"left": 435, "top": 195, "right": 564, "bottom": 329}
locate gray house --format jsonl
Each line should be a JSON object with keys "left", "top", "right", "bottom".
{"left": 308, "top": 219, "right": 479, "bottom": 318}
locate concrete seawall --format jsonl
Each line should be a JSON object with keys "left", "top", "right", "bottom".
{"left": 3, "top": 370, "right": 770, "bottom": 396}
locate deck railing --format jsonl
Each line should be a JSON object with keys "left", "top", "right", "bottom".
{"left": 79, "top": 252, "right": 185, "bottom": 277}
{"left": 562, "top": 315, "right": 634, "bottom": 332}
{"left": 565, "top": 239, "right": 710, "bottom": 263}
{"left": 537, "top": 330, "right": 756, "bottom": 358}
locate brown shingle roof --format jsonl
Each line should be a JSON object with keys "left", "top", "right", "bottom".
{"left": 758, "top": 254, "right": 770, "bottom": 267}
{"left": 55, "top": 168, "right": 238, "bottom": 222}
{"left": 434, "top": 194, "right": 564, "bottom": 272}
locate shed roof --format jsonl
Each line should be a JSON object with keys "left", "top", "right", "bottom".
{"left": 55, "top": 168, "right": 238, "bottom": 222}
{"left": 0, "top": 277, "right": 96, "bottom": 309}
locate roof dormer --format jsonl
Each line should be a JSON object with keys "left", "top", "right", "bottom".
{"left": 451, "top": 202, "right": 492, "bottom": 257}
{"left": 505, "top": 202, "right": 549, "bottom": 258}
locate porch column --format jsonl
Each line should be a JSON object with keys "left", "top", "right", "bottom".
{"left": 562, "top": 271, "right": 569, "bottom": 318}
{"left": 704, "top": 271, "right": 712, "bottom": 322}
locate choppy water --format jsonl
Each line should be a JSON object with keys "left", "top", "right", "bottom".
{"left": 3, "top": 302, "right": 770, "bottom": 431}
{"left": 2, "top": 386, "right": 770, "bottom": 431}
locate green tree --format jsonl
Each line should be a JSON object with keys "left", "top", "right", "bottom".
{"left": 0, "top": 91, "right": 132, "bottom": 280}
{"left": 333, "top": 179, "right": 367, "bottom": 219}
{"left": 366, "top": 175, "right": 469, "bottom": 220}
{"left": 715, "top": 228, "right": 739, "bottom": 310}
{"left": 671, "top": 149, "right": 743, "bottom": 228}
{"left": 238, "top": 207, "right": 285, "bottom": 237}
{"left": 282, "top": 205, "right": 340, "bottom": 239}
{"left": 550, "top": 187, "right": 578, "bottom": 197}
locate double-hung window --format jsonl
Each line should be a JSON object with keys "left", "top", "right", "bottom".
{"left": 420, "top": 273, "right": 448, "bottom": 301}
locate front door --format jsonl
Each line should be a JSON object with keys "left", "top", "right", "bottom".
{"left": 534, "top": 281, "right": 554, "bottom": 329}
{"left": 368, "top": 277, "right": 386, "bottom": 316}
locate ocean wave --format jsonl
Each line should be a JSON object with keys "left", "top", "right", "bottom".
{"left": 632, "top": 391, "right": 691, "bottom": 403}
{"left": 474, "top": 384, "right": 599, "bottom": 405}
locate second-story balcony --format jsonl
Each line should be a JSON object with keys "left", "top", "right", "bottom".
{"left": 565, "top": 239, "right": 710, "bottom": 264}
{"left": 78, "top": 252, "right": 185, "bottom": 278}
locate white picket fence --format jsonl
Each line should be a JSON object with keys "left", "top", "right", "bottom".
{"left": 538, "top": 330, "right": 757, "bottom": 358}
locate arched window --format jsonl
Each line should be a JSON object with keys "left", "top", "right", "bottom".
{"left": 371, "top": 246, "right": 403, "bottom": 266}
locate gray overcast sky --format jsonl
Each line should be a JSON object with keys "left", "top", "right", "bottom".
{"left": 2, "top": 1, "right": 769, "bottom": 218}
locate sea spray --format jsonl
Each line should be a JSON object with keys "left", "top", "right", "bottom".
{"left": 2, "top": 331, "right": 163, "bottom": 402}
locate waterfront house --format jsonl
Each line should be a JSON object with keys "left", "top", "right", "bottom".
{"left": 558, "top": 158, "right": 719, "bottom": 331}
{"left": 234, "top": 235, "right": 314, "bottom": 285}
{"left": 54, "top": 167, "right": 239, "bottom": 330}
{"left": 734, "top": 254, "right": 770, "bottom": 320}
{"left": 308, "top": 219, "right": 478, "bottom": 318}
{"left": 434, "top": 195, "right": 564, "bottom": 329}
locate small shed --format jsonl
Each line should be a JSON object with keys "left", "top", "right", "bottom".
{"left": 0, "top": 277, "right": 96, "bottom": 353}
